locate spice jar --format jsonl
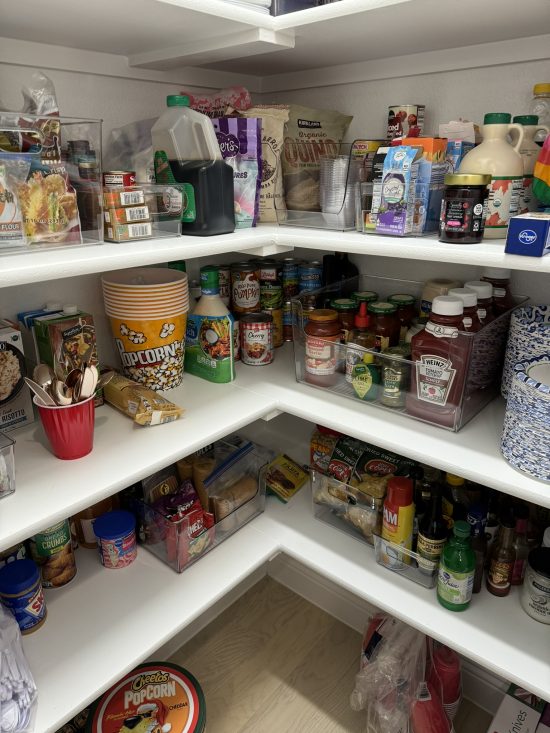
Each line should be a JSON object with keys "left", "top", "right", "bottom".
{"left": 367, "top": 302, "right": 400, "bottom": 352}
{"left": 330, "top": 298, "right": 357, "bottom": 340}
{"left": 379, "top": 344, "right": 411, "bottom": 408}
{"left": 481, "top": 267, "right": 514, "bottom": 315}
{"left": 304, "top": 309, "right": 341, "bottom": 387}
{"left": 439, "top": 174, "right": 491, "bottom": 244}
{"left": 464, "top": 280, "right": 495, "bottom": 324}
{"left": 388, "top": 294, "right": 416, "bottom": 341}
{"left": 521, "top": 547, "right": 550, "bottom": 624}
{"left": 0, "top": 559, "right": 47, "bottom": 634}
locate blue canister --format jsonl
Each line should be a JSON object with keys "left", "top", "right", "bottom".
{"left": 299, "top": 261, "right": 323, "bottom": 293}
{"left": 0, "top": 559, "right": 47, "bottom": 634}
{"left": 94, "top": 510, "right": 137, "bottom": 569}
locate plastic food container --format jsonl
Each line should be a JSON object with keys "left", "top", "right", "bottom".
{"left": 0, "top": 559, "right": 47, "bottom": 634}
{"left": 0, "top": 432, "right": 15, "bottom": 500}
{"left": 93, "top": 510, "right": 137, "bottom": 569}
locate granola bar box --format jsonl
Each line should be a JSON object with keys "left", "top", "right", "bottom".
{"left": 0, "top": 322, "right": 34, "bottom": 429}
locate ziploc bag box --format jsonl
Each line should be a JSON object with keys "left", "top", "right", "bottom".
{"left": 400, "top": 137, "right": 448, "bottom": 232}
{"left": 505, "top": 212, "right": 550, "bottom": 257}
{"left": 376, "top": 146, "right": 422, "bottom": 236}
{"left": 487, "top": 684, "right": 545, "bottom": 733}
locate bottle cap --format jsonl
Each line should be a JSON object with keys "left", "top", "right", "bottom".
{"left": 388, "top": 293, "right": 415, "bottom": 306}
{"left": 387, "top": 476, "right": 413, "bottom": 506}
{"left": 62, "top": 304, "right": 78, "bottom": 315}
{"left": 453, "top": 520, "right": 471, "bottom": 539}
{"left": 0, "top": 559, "right": 40, "bottom": 596}
{"left": 513, "top": 115, "right": 539, "bottom": 126}
{"left": 446, "top": 473, "right": 465, "bottom": 487}
{"left": 444, "top": 173, "right": 491, "bottom": 186}
{"left": 533, "top": 83, "right": 550, "bottom": 95}
{"left": 484, "top": 112, "right": 511, "bottom": 125}
{"left": 481, "top": 267, "right": 511, "bottom": 279}
{"left": 352, "top": 290, "right": 378, "bottom": 304}
{"left": 167, "top": 94, "right": 191, "bottom": 107}
{"left": 330, "top": 298, "right": 356, "bottom": 311}
{"left": 542, "top": 527, "right": 550, "bottom": 548}
{"left": 354, "top": 301, "right": 370, "bottom": 328}
{"left": 368, "top": 301, "right": 397, "bottom": 315}
{"left": 363, "top": 353, "right": 375, "bottom": 364}
{"left": 465, "top": 281, "right": 493, "bottom": 299}
{"left": 431, "top": 295, "right": 463, "bottom": 316}
{"left": 309, "top": 309, "right": 338, "bottom": 322}
{"left": 448, "top": 288, "right": 477, "bottom": 308}
{"left": 200, "top": 265, "right": 220, "bottom": 295}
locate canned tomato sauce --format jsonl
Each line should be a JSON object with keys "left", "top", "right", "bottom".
{"left": 0, "top": 559, "right": 47, "bottom": 634}
{"left": 240, "top": 313, "right": 274, "bottom": 366}
{"left": 231, "top": 262, "right": 260, "bottom": 313}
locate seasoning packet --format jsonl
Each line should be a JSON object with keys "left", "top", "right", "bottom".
{"left": 103, "top": 373, "right": 184, "bottom": 426}
{"left": 265, "top": 454, "right": 309, "bottom": 503}
{"left": 212, "top": 117, "right": 262, "bottom": 228}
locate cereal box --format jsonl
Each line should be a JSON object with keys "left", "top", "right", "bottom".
{"left": 0, "top": 322, "right": 34, "bottom": 429}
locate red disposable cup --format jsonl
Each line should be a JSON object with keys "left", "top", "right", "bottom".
{"left": 34, "top": 396, "right": 95, "bottom": 460}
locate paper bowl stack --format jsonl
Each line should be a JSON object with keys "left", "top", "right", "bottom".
{"left": 501, "top": 356, "right": 550, "bottom": 482}
{"left": 102, "top": 268, "right": 189, "bottom": 391}
{"left": 501, "top": 305, "right": 550, "bottom": 398}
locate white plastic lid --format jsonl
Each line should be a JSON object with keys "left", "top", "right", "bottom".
{"left": 45, "top": 302, "right": 62, "bottom": 311}
{"left": 431, "top": 295, "right": 464, "bottom": 316}
{"left": 465, "top": 281, "right": 493, "bottom": 299}
{"left": 482, "top": 267, "right": 511, "bottom": 279}
{"left": 543, "top": 527, "right": 550, "bottom": 548}
{"left": 449, "top": 288, "right": 477, "bottom": 308}
{"left": 62, "top": 304, "right": 79, "bottom": 315}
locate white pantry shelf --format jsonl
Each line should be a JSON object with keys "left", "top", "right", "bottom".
{"left": 3, "top": 226, "right": 550, "bottom": 287}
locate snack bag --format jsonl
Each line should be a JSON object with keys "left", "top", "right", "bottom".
{"left": 182, "top": 85, "right": 252, "bottom": 118}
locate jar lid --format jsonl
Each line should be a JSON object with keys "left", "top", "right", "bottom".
{"left": 481, "top": 267, "right": 511, "bottom": 279}
{"left": 308, "top": 308, "right": 338, "bottom": 322}
{"left": 93, "top": 510, "right": 135, "bottom": 541}
{"left": 352, "top": 291, "right": 379, "bottom": 303}
{"left": 167, "top": 94, "right": 190, "bottom": 107}
{"left": 388, "top": 293, "right": 416, "bottom": 306}
{"left": 513, "top": 115, "right": 539, "bottom": 126}
{"left": 384, "top": 345, "right": 411, "bottom": 359}
{"left": 453, "top": 520, "right": 471, "bottom": 539}
{"left": 431, "top": 295, "right": 463, "bottom": 316}
{"left": 368, "top": 301, "right": 397, "bottom": 315}
{"left": 444, "top": 173, "right": 491, "bottom": 186}
{"left": 533, "top": 83, "right": 550, "bottom": 95}
{"left": 330, "top": 298, "right": 356, "bottom": 311}
{"left": 484, "top": 112, "right": 511, "bottom": 125}
{"left": 448, "top": 287, "right": 477, "bottom": 308}
{"left": 231, "top": 262, "right": 258, "bottom": 272}
{"left": 0, "top": 559, "right": 39, "bottom": 595}
{"left": 528, "top": 547, "right": 550, "bottom": 579}
{"left": 446, "top": 473, "right": 465, "bottom": 487}
{"left": 465, "top": 280, "right": 493, "bottom": 299}
{"left": 240, "top": 312, "right": 272, "bottom": 324}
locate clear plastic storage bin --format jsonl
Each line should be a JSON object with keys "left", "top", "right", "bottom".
{"left": 0, "top": 433, "right": 15, "bottom": 501}
{"left": 103, "top": 183, "right": 184, "bottom": 242}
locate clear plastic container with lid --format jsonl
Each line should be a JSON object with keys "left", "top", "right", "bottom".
{"left": 464, "top": 280, "right": 494, "bottom": 324}
{"left": 367, "top": 301, "right": 400, "bottom": 351}
{"left": 448, "top": 287, "right": 481, "bottom": 332}
{"left": 480, "top": 267, "right": 514, "bottom": 315}
{"left": 529, "top": 83, "right": 550, "bottom": 144}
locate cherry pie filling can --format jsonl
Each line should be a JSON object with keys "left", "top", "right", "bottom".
{"left": 240, "top": 313, "right": 274, "bottom": 366}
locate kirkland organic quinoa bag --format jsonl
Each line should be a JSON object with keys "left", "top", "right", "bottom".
{"left": 282, "top": 104, "right": 353, "bottom": 211}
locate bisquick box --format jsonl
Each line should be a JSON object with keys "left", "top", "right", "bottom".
{"left": 0, "top": 321, "right": 34, "bottom": 430}
{"left": 505, "top": 212, "right": 550, "bottom": 257}
{"left": 104, "top": 221, "right": 153, "bottom": 242}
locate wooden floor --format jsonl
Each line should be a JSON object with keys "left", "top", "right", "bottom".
{"left": 170, "top": 578, "right": 492, "bottom": 733}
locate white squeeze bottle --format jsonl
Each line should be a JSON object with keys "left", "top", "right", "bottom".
{"left": 459, "top": 113, "right": 524, "bottom": 239}
{"left": 510, "top": 115, "right": 550, "bottom": 213}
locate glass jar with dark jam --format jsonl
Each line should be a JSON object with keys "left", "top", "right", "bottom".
{"left": 439, "top": 174, "right": 491, "bottom": 244}
{"left": 330, "top": 298, "right": 357, "bottom": 341}
{"left": 367, "top": 301, "right": 400, "bottom": 352}
{"left": 388, "top": 293, "right": 416, "bottom": 342}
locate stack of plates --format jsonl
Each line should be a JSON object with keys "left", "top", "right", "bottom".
{"left": 320, "top": 155, "right": 362, "bottom": 228}
{"left": 501, "top": 305, "right": 550, "bottom": 398}
{"left": 501, "top": 355, "right": 550, "bottom": 482}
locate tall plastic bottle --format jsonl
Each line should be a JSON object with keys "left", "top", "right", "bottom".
{"left": 381, "top": 477, "right": 415, "bottom": 565}
{"left": 510, "top": 115, "right": 550, "bottom": 212}
{"left": 437, "top": 520, "right": 476, "bottom": 612}
{"left": 459, "top": 113, "right": 524, "bottom": 239}
{"left": 152, "top": 95, "right": 235, "bottom": 236}
{"left": 529, "top": 83, "right": 550, "bottom": 144}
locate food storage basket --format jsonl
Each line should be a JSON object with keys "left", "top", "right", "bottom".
{"left": 132, "top": 451, "right": 267, "bottom": 573}
{"left": 102, "top": 183, "right": 184, "bottom": 242}
{"left": 292, "top": 274, "right": 527, "bottom": 432}
{"left": 311, "top": 468, "right": 438, "bottom": 588}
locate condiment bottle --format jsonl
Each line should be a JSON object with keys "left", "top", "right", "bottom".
{"left": 367, "top": 301, "right": 400, "bottom": 352}
{"left": 419, "top": 278, "right": 461, "bottom": 321}
{"left": 379, "top": 344, "right": 410, "bottom": 409}
{"left": 350, "top": 353, "right": 380, "bottom": 402}
{"left": 381, "top": 477, "right": 415, "bottom": 564}
{"left": 304, "top": 309, "right": 341, "bottom": 387}
{"left": 388, "top": 293, "right": 416, "bottom": 342}
{"left": 480, "top": 267, "right": 514, "bottom": 315}
{"left": 464, "top": 280, "right": 494, "bottom": 324}
{"left": 407, "top": 295, "right": 469, "bottom": 429}
{"left": 510, "top": 115, "right": 550, "bottom": 212}
{"left": 486, "top": 518, "right": 516, "bottom": 597}
{"left": 345, "top": 302, "right": 375, "bottom": 383}
{"left": 443, "top": 473, "right": 468, "bottom": 525}
{"left": 448, "top": 287, "right": 481, "bottom": 332}
{"left": 511, "top": 507, "right": 530, "bottom": 586}
{"left": 529, "top": 83, "right": 550, "bottom": 143}
{"left": 437, "top": 520, "right": 476, "bottom": 612}
{"left": 459, "top": 112, "right": 524, "bottom": 239}
{"left": 417, "top": 485, "right": 448, "bottom": 573}
{"left": 467, "top": 504, "right": 487, "bottom": 594}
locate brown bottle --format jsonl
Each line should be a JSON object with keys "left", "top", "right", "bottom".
{"left": 486, "top": 519, "right": 516, "bottom": 596}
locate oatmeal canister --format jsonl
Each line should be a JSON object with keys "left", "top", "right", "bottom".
{"left": 231, "top": 262, "right": 260, "bottom": 313}
{"left": 30, "top": 519, "right": 76, "bottom": 588}
{"left": 521, "top": 547, "right": 550, "bottom": 624}
{"left": 240, "top": 312, "right": 274, "bottom": 365}
{"left": 0, "top": 559, "right": 46, "bottom": 635}
{"left": 94, "top": 510, "right": 137, "bottom": 569}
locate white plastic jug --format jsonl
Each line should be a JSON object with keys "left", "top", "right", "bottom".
{"left": 151, "top": 95, "right": 221, "bottom": 162}
{"left": 510, "top": 114, "right": 550, "bottom": 212}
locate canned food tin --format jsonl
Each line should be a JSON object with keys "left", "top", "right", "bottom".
{"left": 282, "top": 258, "right": 300, "bottom": 299}
{"left": 231, "top": 262, "right": 260, "bottom": 313}
{"left": 30, "top": 519, "right": 77, "bottom": 588}
{"left": 301, "top": 294, "right": 317, "bottom": 328}
{"left": 283, "top": 300, "right": 294, "bottom": 342}
{"left": 387, "top": 105, "right": 425, "bottom": 140}
{"left": 217, "top": 265, "right": 231, "bottom": 307}
{"left": 233, "top": 315, "right": 240, "bottom": 362}
{"left": 521, "top": 547, "right": 550, "bottom": 624}
{"left": 0, "top": 559, "right": 47, "bottom": 634}
{"left": 102, "top": 170, "right": 136, "bottom": 187}
{"left": 380, "top": 345, "right": 411, "bottom": 408}
{"left": 94, "top": 510, "right": 137, "bottom": 569}
{"left": 299, "top": 261, "right": 323, "bottom": 293}
{"left": 263, "top": 307, "right": 283, "bottom": 347}
{"left": 240, "top": 313, "right": 274, "bottom": 366}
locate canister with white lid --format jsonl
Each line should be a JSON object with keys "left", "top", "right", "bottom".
{"left": 521, "top": 547, "right": 550, "bottom": 624}
{"left": 464, "top": 280, "right": 494, "bottom": 324}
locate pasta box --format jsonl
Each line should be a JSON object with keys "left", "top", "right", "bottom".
{"left": 505, "top": 212, "right": 550, "bottom": 257}
{"left": 0, "top": 322, "right": 34, "bottom": 430}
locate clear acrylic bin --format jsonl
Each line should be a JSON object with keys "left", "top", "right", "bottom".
{"left": 0, "top": 432, "right": 15, "bottom": 501}
{"left": 311, "top": 468, "right": 438, "bottom": 588}
{"left": 292, "top": 274, "right": 527, "bottom": 432}
{"left": 103, "top": 183, "right": 184, "bottom": 242}
{"left": 132, "top": 456, "right": 266, "bottom": 573}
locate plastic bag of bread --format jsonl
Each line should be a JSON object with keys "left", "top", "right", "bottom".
{"left": 103, "top": 373, "right": 184, "bottom": 426}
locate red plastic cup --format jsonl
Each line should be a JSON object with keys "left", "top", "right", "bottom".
{"left": 34, "top": 396, "right": 95, "bottom": 460}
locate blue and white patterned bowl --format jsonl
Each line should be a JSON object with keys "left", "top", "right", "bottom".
{"left": 501, "top": 305, "right": 550, "bottom": 398}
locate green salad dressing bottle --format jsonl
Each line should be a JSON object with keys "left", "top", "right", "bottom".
{"left": 437, "top": 520, "right": 475, "bottom": 612}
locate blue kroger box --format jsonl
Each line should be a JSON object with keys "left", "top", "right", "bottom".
{"left": 505, "top": 213, "right": 550, "bottom": 257}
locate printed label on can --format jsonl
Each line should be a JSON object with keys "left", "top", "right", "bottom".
{"left": 30, "top": 520, "right": 77, "bottom": 588}
{"left": 415, "top": 354, "right": 456, "bottom": 407}
{"left": 99, "top": 530, "right": 137, "bottom": 569}
{"left": 0, "top": 582, "right": 46, "bottom": 634}
{"left": 241, "top": 322, "right": 273, "bottom": 365}
{"left": 260, "top": 284, "right": 283, "bottom": 310}
{"left": 232, "top": 271, "right": 260, "bottom": 312}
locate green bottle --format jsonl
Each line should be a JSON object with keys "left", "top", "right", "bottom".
{"left": 437, "top": 520, "right": 475, "bottom": 612}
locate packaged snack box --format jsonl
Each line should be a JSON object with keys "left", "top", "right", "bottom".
{"left": 505, "top": 212, "right": 550, "bottom": 257}
{"left": 376, "top": 146, "right": 422, "bottom": 236}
